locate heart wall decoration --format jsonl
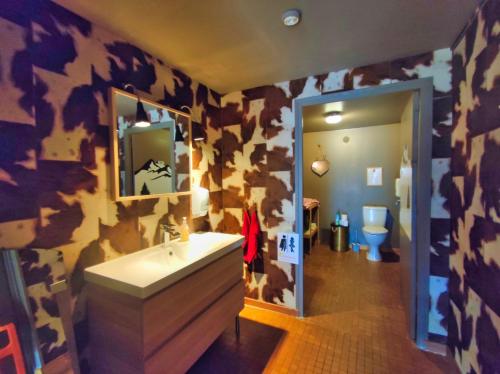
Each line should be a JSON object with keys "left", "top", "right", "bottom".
{"left": 312, "top": 160, "right": 330, "bottom": 176}
{"left": 311, "top": 144, "right": 330, "bottom": 177}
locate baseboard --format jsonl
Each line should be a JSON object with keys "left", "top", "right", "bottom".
{"left": 422, "top": 339, "right": 447, "bottom": 356}
{"left": 42, "top": 352, "right": 73, "bottom": 374}
{"left": 244, "top": 297, "right": 298, "bottom": 316}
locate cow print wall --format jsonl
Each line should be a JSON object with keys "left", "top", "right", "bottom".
{"left": 449, "top": 0, "right": 500, "bottom": 372}
{"left": 0, "top": 0, "right": 222, "bottom": 368}
{"left": 2, "top": 0, "right": 491, "bottom": 370}
{"left": 220, "top": 49, "right": 454, "bottom": 341}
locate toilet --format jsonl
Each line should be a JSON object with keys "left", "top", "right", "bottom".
{"left": 362, "top": 206, "right": 388, "bottom": 262}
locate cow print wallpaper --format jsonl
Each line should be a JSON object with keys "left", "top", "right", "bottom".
{"left": 0, "top": 0, "right": 222, "bottom": 369}
{"left": 2, "top": 0, "right": 489, "bottom": 371}
{"left": 220, "top": 49, "right": 454, "bottom": 340}
{"left": 449, "top": 0, "right": 500, "bottom": 372}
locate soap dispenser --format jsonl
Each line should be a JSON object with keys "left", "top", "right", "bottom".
{"left": 180, "top": 217, "right": 190, "bottom": 242}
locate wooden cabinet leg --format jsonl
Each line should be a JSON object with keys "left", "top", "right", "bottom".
{"left": 235, "top": 315, "right": 240, "bottom": 339}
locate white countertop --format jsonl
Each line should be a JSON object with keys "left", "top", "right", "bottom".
{"left": 84, "top": 232, "right": 244, "bottom": 299}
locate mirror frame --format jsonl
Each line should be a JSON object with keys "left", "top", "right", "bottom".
{"left": 109, "top": 87, "right": 192, "bottom": 201}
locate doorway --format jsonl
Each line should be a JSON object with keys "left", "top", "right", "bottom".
{"left": 294, "top": 79, "right": 433, "bottom": 348}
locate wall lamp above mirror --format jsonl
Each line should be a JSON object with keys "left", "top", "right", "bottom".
{"left": 109, "top": 87, "right": 193, "bottom": 201}
{"left": 180, "top": 105, "right": 204, "bottom": 142}
{"left": 191, "top": 123, "right": 204, "bottom": 141}
{"left": 124, "top": 84, "right": 151, "bottom": 128}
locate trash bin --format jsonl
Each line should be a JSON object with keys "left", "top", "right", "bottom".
{"left": 330, "top": 223, "right": 349, "bottom": 252}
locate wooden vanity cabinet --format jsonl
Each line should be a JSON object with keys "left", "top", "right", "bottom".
{"left": 88, "top": 249, "right": 244, "bottom": 374}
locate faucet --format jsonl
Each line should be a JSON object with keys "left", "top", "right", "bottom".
{"left": 161, "top": 224, "right": 180, "bottom": 248}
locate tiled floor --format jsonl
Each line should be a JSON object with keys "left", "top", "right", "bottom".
{"left": 190, "top": 244, "right": 458, "bottom": 373}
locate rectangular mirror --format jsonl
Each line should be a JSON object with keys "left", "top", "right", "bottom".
{"left": 109, "top": 87, "right": 191, "bottom": 201}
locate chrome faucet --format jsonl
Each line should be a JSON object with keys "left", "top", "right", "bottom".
{"left": 161, "top": 224, "right": 180, "bottom": 247}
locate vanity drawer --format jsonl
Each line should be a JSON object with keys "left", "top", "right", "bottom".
{"left": 145, "top": 280, "right": 244, "bottom": 374}
{"left": 142, "top": 249, "right": 243, "bottom": 357}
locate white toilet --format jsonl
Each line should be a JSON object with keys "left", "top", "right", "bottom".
{"left": 362, "top": 206, "right": 388, "bottom": 262}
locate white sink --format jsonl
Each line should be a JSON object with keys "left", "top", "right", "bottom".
{"left": 84, "top": 232, "right": 243, "bottom": 298}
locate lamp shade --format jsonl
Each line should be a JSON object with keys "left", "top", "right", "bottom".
{"left": 175, "top": 123, "right": 184, "bottom": 142}
{"left": 192, "top": 122, "right": 204, "bottom": 141}
{"left": 134, "top": 100, "right": 150, "bottom": 127}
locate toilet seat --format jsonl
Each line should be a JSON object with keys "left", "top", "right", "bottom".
{"left": 362, "top": 225, "right": 388, "bottom": 234}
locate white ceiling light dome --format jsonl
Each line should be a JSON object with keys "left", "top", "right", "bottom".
{"left": 282, "top": 9, "right": 301, "bottom": 27}
{"left": 324, "top": 111, "right": 343, "bottom": 124}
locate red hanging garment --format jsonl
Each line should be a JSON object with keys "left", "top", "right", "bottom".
{"left": 241, "top": 209, "right": 251, "bottom": 254}
{"left": 244, "top": 210, "right": 260, "bottom": 264}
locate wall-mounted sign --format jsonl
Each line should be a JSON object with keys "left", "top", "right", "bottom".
{"left": 277, "top": 232, "right": 299, "bottom": 264}
{"left": 367, "top": 167, "right": 383, "bottom": 186}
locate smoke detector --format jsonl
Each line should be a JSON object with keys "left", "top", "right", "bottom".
{"left": 282, "top": 9, "right": 301, "bottom": 27}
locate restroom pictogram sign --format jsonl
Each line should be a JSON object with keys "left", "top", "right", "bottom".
{"left": 277, "top": 232, "right": 299, "bottom": 264}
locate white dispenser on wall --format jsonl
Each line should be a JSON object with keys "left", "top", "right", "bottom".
{"left": 191, "top": 186, "right": 209, "bottom": 217}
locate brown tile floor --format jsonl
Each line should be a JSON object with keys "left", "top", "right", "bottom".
{"left": 190, "top": 244, "right": 458, "bottom": 373}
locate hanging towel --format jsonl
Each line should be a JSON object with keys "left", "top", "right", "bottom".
{"left": 303, "top": 197, "right": 320, "bottom": 209}
{"left": 244, "top": 210, "right": 260, "bottom": 264}
{"left": 241, "top": 209, "right": 251, "bottom": 254}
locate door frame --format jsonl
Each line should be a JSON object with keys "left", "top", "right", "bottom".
{"left": 293, "top": 78, "right": 433, "bottom": 348}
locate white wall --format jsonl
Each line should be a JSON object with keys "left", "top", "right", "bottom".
{"left": 303, "top": 123, "right": 401, "bottom": 247}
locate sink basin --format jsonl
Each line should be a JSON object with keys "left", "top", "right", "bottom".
{"left": 84, "top": 232, "right": 243, "bottom": 298}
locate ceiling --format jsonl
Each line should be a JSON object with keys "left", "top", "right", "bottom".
{"left": 55, "top": 0, "right": 478, "bottom": 93}
{"left": 303, "top": 91, "right": 412, "bottom": 133}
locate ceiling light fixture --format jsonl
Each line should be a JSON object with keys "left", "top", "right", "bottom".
{"left": 124, "top": 83, "right": 151, "bottom": 127}
{"left": 324, "top": 111, "right": 342, "bottom": 124}
{"left": 282, "top": 9, "right": 301, "bottom": 27}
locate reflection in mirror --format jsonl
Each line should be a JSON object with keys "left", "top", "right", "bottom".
{"left": 110, "top": 88, "right": 191, "bottom": 201}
